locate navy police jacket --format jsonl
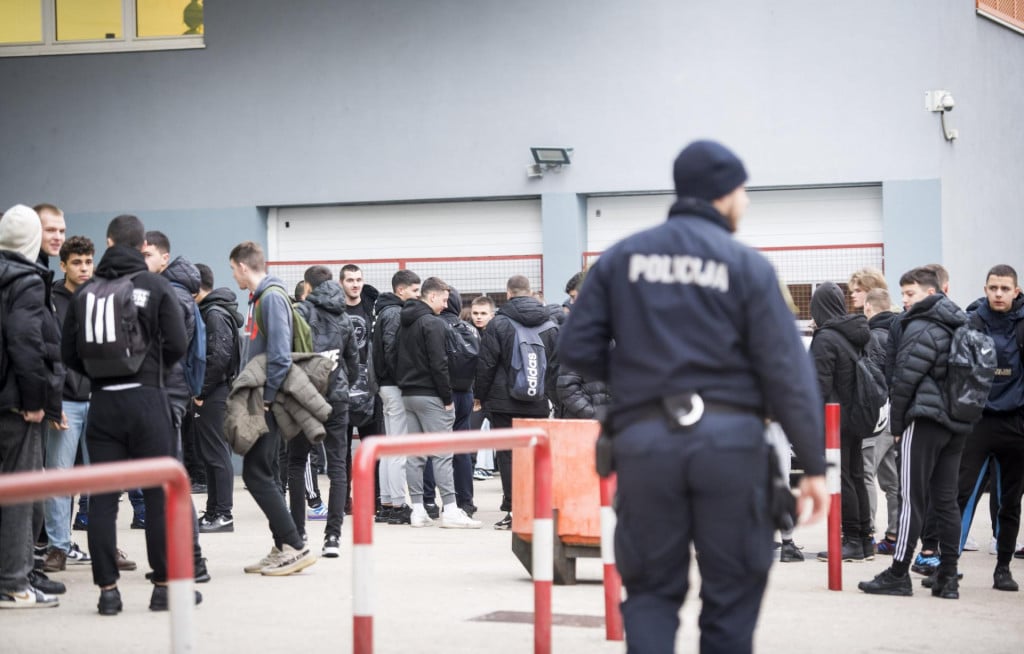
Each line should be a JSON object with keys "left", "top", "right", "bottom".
{"left": 561, "top": 197, "right": 826, "bottom": 476}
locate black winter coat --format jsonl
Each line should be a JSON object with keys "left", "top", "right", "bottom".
{"left": 198, "top": 287, "right": 244, "bottom": 399}
{"left": 396, "top": 299, "right": 451, "bottom": 405}
{"left": 162, "top": 255, "right": 201, "bottom": 400}
{"left": 809, "top": 314, "right": 872, "bottom": 405}
{"left": 889, "top": 293, "right": 972, "bottom": 435}
{"left": 372, "top": 292, "right": 404, "bottom": 386}
{"left": 0, "top": 251, "right": 64, "bottom": 418}
{"left": 556, "top": 369, "right": 610, "bottom": 419}
{"left": 475, "top": 296, "right": 559, "bottom": 417}
{"left": 297, "top": 281, "right": 360, "bottom": 404}
{"left": 52, "top": 280, "right": 91, "bottom": 402}
{"left": 867, "top": 311, "right": 896, "bottom": 377}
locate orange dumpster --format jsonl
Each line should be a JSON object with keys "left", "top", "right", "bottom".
{"left": 510, "top": 417, "right": 602, "bottom": 584}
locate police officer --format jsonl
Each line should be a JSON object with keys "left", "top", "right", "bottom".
{"left": 561, "top": 140, "right": 828, "bottom": 654}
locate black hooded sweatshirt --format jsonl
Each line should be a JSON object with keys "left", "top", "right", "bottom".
{"left": 474, "top": 295, "right": 560, "bottom": 417}
{"left": 62, "top": 245, "right": 186, "bottom": 390}
{"left": 396, "top": 298, "right": 451, "bottom": 405}
{"left": 53, "top": 279, "right": 91, "bottom": 402}
{"left": 808, "top": 281, "right": 872, "bottom": 410}
{"left": 197, "top": 286, "right": 244, "bottom": 399}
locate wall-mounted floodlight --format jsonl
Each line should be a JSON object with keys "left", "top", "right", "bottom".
{"left": 925, "top": 90, "right": 958, "bottom": 141}
{"left": 526, "top": 147, "right": 574, "bottom": 179}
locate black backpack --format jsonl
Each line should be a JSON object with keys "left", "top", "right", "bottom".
{"left": 444, "top": 319, "right": 480, "bottom": 392}
{"left": 944, "top": 317, "right": 997, "bottom": 424}
{"left": 201, "top": 303, "right": 242, "bottom": 384}
{"left": 507, "top": 318, "right": 555, "bottom": 401}
{"left": 75, "top": 272, "right": 152, "bottom": 379}
{"left": 834, "top": 337, "right": 889, "bottom": 436}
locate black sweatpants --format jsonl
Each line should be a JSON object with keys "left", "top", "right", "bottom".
{"left": 957, "top": 412, "right": 1024, "bottom": 565}
{"left": 86, "top": 387, "right": 174, "bottom": 586}
{"left": 243, "top": 415, "right": 303, "bottom": 551}
{"left": 490, "top": 413, "right": 515, "bottom": 513}
{"left": 840, "top": 428, "right": 871, "bottom": 539}
{"left": 288, "top": 400, "right": 348, "bottom": 540}
{"left": 613, "top": 412, "right": 772, "bottom": 654}
{"left": 193, "top": 384, "right": 234, "bottom": 517}
{"left": 892, "top": 419, "right": 967, "bottom": 576}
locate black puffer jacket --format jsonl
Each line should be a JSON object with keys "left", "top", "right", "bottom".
{"left": 372, "top": 292, "right": 404, "bottom": 386}
{"left": 0, "top": 251, "right": 63, "bottom": 418}
{"left": 556, "top": 369, "right": 610, "bottom": 419}
{"left": 162, "top": 255, "right": 201, "bottom": 400}
{"left": 198, "top": 287, "right": 244, "bottom": 399}
{"left": 808, "top": 282, "right": 872, "bottom": 406}
{"left": 396, "top": 299, "right": 451, "bottom": 404}
{"left": 867, "top": 310, "right": 896, "bottom": 377}
{"left": 475, "top": 295, "right": 559, "bottom": 417}
{"left": 297, "top": 281, "right": 360, "bottom": 404}
{"left": 52, "top": 280, "right": 91, "bottom": 401}
{"left": 889, "top": 293, "right": 971, "bottom": 435}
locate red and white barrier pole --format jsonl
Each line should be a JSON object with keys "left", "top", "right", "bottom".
{"left": 0, "top": 457, "right": 195, "bottom": 653}
{"left": 599, "top": 474, "right": 624, "bottom": 641}
{"left": 825, "top": 402, "right": 842, "bottom": 591}
{"left": 351, "top": 428, "right": 552, "bottom": 654}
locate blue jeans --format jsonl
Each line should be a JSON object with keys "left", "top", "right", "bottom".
{"left": 44, "top": 400, "right": 89, "bottom": 552}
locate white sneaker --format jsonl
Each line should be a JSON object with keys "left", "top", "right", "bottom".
{"left": 0, "top": 587, "right": 59, "bottom": 609}
{"left": 441, "top": 506, "right": 482, "bottom": 529}
{"left": 260, "top": 544, "right": 317, "bottom": 576}
{"left": 963, "top": 536, "right": 979, "bottom": 551}
{"left": 410, "top": 507, "right": 434, "bottom": 528}
{"left": 244, "top": 547, "right": 283, "bottom": 573}
{"left": 990, "top": 538, "right": 998, "bottom": 555}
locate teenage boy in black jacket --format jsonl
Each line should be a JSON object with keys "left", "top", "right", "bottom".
{"left": 61, "top": 214, "right": 192, "bottom": 614}
{"left": 860, "top": 267, "right": 973, "bottom": 599}
{"left": 809, "top": 281, "right": 874, "bottom": 562}
{"left": 194, "top": 264, "right": 244, "bottom": 534}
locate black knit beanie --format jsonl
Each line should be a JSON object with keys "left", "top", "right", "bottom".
{"left": 672, "top": 140, "right": 748, "bottom": 202}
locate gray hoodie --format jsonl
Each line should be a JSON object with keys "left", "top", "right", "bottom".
{"left": 245, "top": 275, "right": 294, "bottom": 403}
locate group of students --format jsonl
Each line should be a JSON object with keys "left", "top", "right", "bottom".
{"left": 807, "top": 262, "right": 1024, "bottom": 598}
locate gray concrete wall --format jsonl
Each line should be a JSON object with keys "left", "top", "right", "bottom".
{"left": 2, "top": 1, "right": 1022, "bottom": 295}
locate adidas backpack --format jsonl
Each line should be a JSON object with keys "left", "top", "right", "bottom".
{"left": 75, "top": 271, "right": 152, "bottom": 379}
{"left": 507, "top": 318, "right": 556, "bottom": 402}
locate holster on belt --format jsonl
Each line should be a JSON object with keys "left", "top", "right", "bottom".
{"left": 767, "top": 446, "right": 797, "bottom": 532}
{"left": 595, "top": 405, "right": 615, "bottom": 478}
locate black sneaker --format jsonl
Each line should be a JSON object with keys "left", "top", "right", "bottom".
{"left": 98, "top": 587, "right": 122, "bottom": 615}
{"left": 388, "top": 504, "right": 412, "bottom": 525}
{"left": 994, "top": 566, "right": 1019, "bottom": 592}
{"left": 817, "top": 537, "right": 864, "bottom": 562}
{"left": 190, "top": 483, "right": 208, "bottom": 495}
{"left": 28, "top": 570, "right": 66, "bottom": 595}
{"left": 933, "top": 574, "right": 959, "bottom": 599}
{"left": 460, "top": 503, "right": 478, "bottom": 518}
{"left": 149, "top": 585, "right": 202, "bottom": 611}
{"left": 198, "top": 513, "right": 234, "bottom": 534}
{"left": 195, "top": 557, "right": 211, "bottom": 584}
{"left": 130, "top": 515, "right": 146, "bottom": 530}
{"left": 857, "top": 568, "right": 913, "bottom": 596}
{"left": 72, "top": 512, "right": 88, "bottom": 531}
{"left": 494, "top": 512, "right": 513, "bottom": 530}
{"left": 323, "top": 535, "right": 341, "bottom": 558}
{"left": 375, "top": 506, "right": 394, "bottom": 524}
{"left": 921, "top": 571, "right": 962, "bottom": 588}
{"left": 861, "top": 538, "right": 876, "bottom": 562}
{"left": 779, "top": 540, "right": 804, "bottom": 563}
{"left": 424, "top": 503, "right": 440, "bottom": 519}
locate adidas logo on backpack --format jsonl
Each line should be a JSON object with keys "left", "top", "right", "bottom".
{"left": 76, "top": 272, "right": 152, "bottom": 379}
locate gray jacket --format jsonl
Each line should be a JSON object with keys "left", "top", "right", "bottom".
{"left": 245, "top": 275, "right": 294, "bottom": 403}
{"left": 224, "top": 353, "right": 333, "bottom": 455}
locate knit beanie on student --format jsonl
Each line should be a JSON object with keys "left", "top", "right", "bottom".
{"left": 0, "top": 204, "right": 42, "bottom": 261}
{"left": 673, "top": 140, "right": 748, "bottom": 202}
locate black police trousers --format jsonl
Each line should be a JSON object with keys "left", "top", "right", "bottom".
{"left": 613, "top": 412, "right": 772, "bottom": 654}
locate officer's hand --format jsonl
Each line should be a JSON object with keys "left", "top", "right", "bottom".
{"left": 21, "top": 409, "right": 45, "bottom": 424}
{"left": 795, "top": 475, "right": 828, "bottom": 526}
